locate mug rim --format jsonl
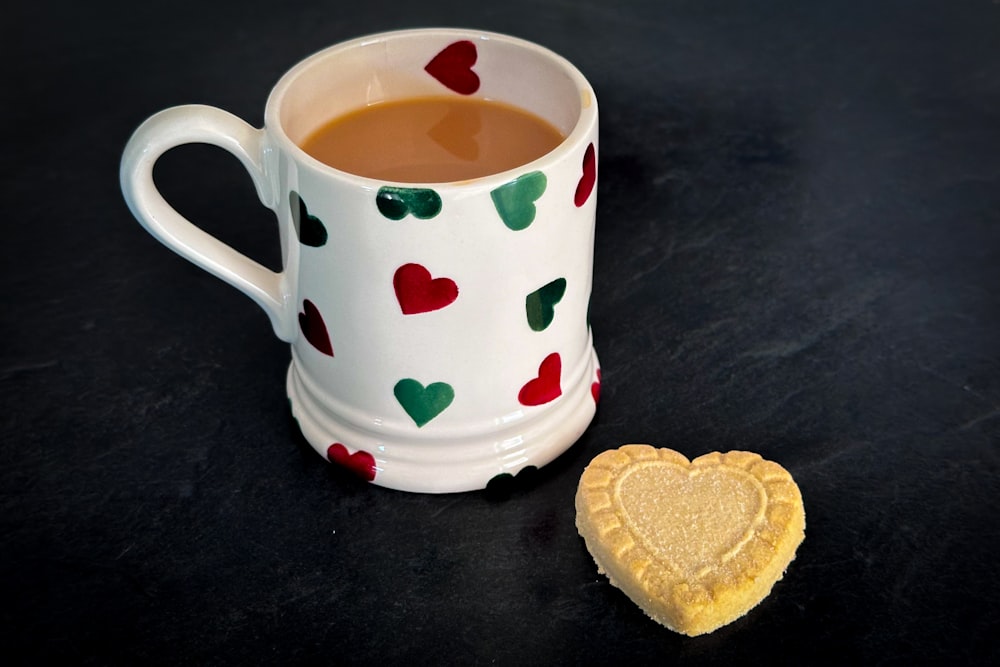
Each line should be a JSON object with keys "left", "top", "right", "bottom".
{"left": 263, "top": 27, "right": 598, "bottom": 188}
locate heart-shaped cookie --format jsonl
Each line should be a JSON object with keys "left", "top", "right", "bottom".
{"left": 575, "top": 445, "right": 805, "bottom": 636}
{"left": 490, "top": 171, "right": 547, "bottom": 231}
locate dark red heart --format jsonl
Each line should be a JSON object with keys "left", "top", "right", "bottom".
{"left": 298, "top": 299, "right": 333, "bottom": 356}
{"left": 591, "top": 368, "right": 602, "bottom": 403}
{"left": 574, "top": 142, "right": 596, "bottom": 207}
{"left": 518, "top": 352, "right": 563, "bottom": 406}
{"left": 424, "top": 40, "right": 480, "bottom": 95}
{"left": 393, "top": 263, "right": 459, "bottom": 315}
{"left": 327, "top": 443, "right": 377, "bottom": 482}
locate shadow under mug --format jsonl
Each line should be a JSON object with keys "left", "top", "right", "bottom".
{"left": 120, "top": 28, "right": 601, "bottom": 493}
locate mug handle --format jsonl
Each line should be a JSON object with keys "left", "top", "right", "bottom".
{"left": 120, "top": 104, "right": 294, "bottom": 341}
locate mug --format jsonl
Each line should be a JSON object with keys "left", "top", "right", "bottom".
{"left": 120, "top": 28, "right": 600, "bottom": 493}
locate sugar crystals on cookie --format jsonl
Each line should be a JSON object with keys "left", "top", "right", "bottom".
{"left": 575, "top": 445, "right": 805, "bottom": 636}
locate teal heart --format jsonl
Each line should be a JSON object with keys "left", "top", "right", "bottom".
{"left": 393, "top": 378, "right": 454, "bottom": 427}
{"left": 289, "top": 191, "right": 328, "bottom": 247}
{"left": 377, "top": 187, "right": 442, "bottom": 220}
{"left": 525, "top": 277, "right": 567, "bottom": 331}
{"left": 490, "top": 171, "right": 547, "bottom": 231}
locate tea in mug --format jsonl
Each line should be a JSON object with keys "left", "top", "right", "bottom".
{"left": 299, "top": 96, "right": 565, "bottom": 182}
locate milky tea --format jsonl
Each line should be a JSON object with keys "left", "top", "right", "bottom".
{"left": 299, "top": 96, "right": 565, "bottom": 182}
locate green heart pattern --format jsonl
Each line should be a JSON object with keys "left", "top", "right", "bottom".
{"left": 393, "top": 378, "right": 455, "bottom": 427}
{"left": 376, "top": 186, "right": 443, "bottom": 220}
{"left": 490, "top": 171, "right": 547, "bottom": 231}
{"left": 290, "top": 191, "right": 328, "bottom": 247}
{"left": 526, "top": 278, "right": 567, "bottom": 331}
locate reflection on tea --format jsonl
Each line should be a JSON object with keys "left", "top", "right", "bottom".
{"left": 299, "top": 96, "right": 565, "bottom": 182}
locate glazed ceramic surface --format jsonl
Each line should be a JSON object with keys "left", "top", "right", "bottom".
{"left": 120, "top": 29, "right": 600, "bottom": 492}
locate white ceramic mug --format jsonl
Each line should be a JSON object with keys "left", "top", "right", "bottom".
{"left": 120, "top": 28, "right": 600, "bottom": 493}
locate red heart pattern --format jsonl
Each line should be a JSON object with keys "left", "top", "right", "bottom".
{"left": 299, "top": 299, "right": 333, "bottom": 356}
{"left": 394, "top": 263, "right": 459, "bottom": 315}
{"left": 574, "top": 143, "right": 597, "bottom": 207}
{"left": 591, "top": 368, "right": 602, "bottom": 403}
{"left": 327, "top": 443, "right": 377, "bottom": 482}
{"left": 518, "top": 352, "right": 563, "bottom": 406}
{"left": 424, "top": 40, "right": 480, "bottom": 95}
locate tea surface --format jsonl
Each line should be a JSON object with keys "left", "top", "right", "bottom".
{"left": 299, "top": 96, "right": 565, "bottom": 182}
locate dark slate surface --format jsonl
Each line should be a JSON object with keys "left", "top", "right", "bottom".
{"left": 3, "top": 0, "right": 999, "bottom": 663}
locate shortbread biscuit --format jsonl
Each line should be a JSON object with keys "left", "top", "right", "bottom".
{"left": 575, "top": 445, "right": 805, "bottom": 636}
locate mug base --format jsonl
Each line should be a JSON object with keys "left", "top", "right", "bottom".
{"left": 286, "top": 348, "right": 601, "bottom": 493}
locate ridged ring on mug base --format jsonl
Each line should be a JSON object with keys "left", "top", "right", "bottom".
{"left": 287, "top": 347, "right": 600, "bottom": 493}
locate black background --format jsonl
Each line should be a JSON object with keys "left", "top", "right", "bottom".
{"left": 3, "top": 0, "right": 999, "bottom": 664}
